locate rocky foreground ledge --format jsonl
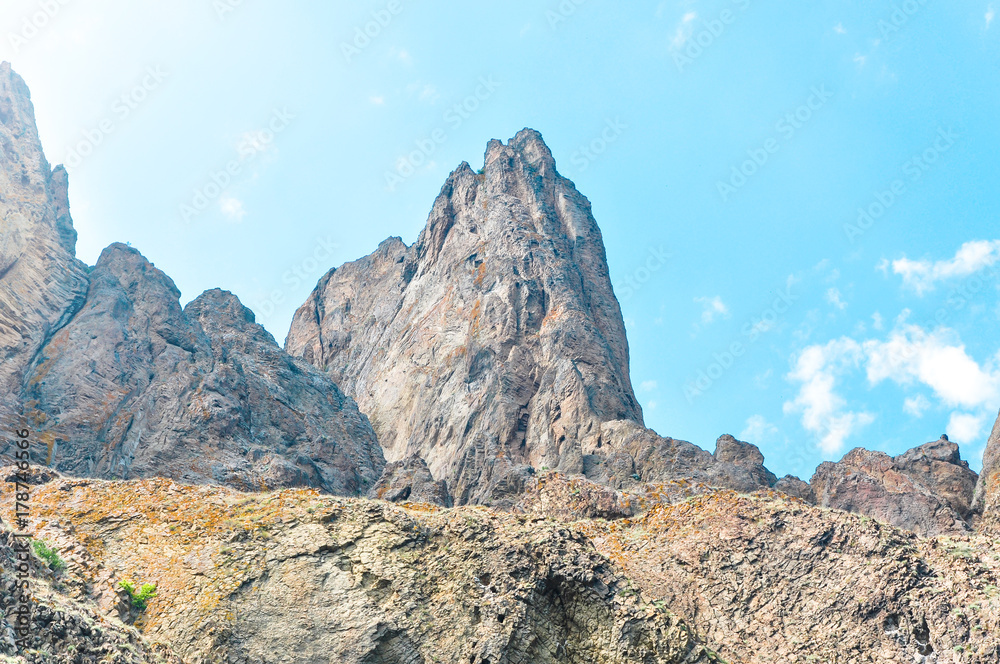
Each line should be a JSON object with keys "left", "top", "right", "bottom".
{"left": 2, "top": 471, "right": 998, "bottom": 664}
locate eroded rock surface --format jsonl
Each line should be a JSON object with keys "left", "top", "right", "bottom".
{"left": 0, "top": 62, "right": 88, "bottom": 429}
{"left": 811, "top": 436, "right": 978, "bottom": 536}
{"left": 18, "top": 245, "right": 384, "bottom": 495}
{"left": 367, "top": 454, "right": 452, "bottom": 506}
{"left": 973, "top": 410, "right": 1000, "bottom": 533}
{"left": 583, "top": 491, "right": 1000, "bottom": 664}
{"left": 286, "top": 130, "right": 644, "bottom": 505}
{"left": 13, "top": 476, "right": 722, "bottom": 664}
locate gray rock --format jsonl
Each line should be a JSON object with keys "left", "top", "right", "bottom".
{"left": 368, "top": 454, "right": 452, "bottom": 506}
{"left": 286, "top": 129, "right": 643, "bottom": 505}
{"left": 17, "top": 243, "right": 384, "bottom": 495}
{"left": 0, "top": 62, "right": 88, "bottom": 430}
{"left": 810, "top": 436, "right": 978, "bottom": 536}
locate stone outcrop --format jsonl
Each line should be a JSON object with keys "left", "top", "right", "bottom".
{"left": 368, "top": 454, "right": 452, "bottom": 506}
{"left": 15, "top": 245, "right": 384, "bottom": 495}
{"left": 810, "top": 436, "right": 978, "bottom": 537}
{"left": 974, "top": 410, "right": 1000, "bottom": 532}
{"left": 14, "top": 475, "right": 722, "bottom": 664}
{"left": 286, "top": 130, "right": 644, "bottom": 505}
{"left": 583, "top": 490, "right": 1000, "bottom": 664}
{"left": 0, "top": 62, "right": 88, "bottom": 430}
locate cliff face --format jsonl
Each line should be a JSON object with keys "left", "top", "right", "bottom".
{"left": 810, "top": 437, "right": 978, "bottom": 537}
{"left": 0, "top": 62, "right": 88, "bottom": 428}
{"left": 286, "top": 130, "right": 643, "bottom": 505}
{"left": 974, "top": 411, "right": 1000, "bottom": 532}
{"left": 18, "top": 244, "right": 384, "bottom": 494}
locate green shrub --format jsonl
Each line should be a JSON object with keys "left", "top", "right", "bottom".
{"left": 31, "top": 540, "right": 65, "bottom": 572}
{"left": 119, "top": 580, "right": 158, "bottom": 611}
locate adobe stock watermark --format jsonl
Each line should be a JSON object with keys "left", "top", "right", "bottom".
{"left": 546, "top": 0, "right": 588, "bottom": 29}
{"left": 179, "top": 108, "right": 295, "bottom": 223}
{"left": 256, "top": 236, "right": 340, "bottom": 320}
{"left": 63, "top": 66, "right": 168, "bottom": 173}
{"left": 673, "top": 0, "right": 752, "bottom": 72}
{"left": 843, "top": 127, "right": 957, "bottom": 243}
{"left": 341, "top": 0, "right": 404, "bottom": 63}
{"left": 877, "top": 0, "right": 931, "bottom": 39}
{"left": 7, "top": 0, "right": 71, "bottom": 54}
{"left": 683, "top": 282, "right": 797, "bottom": 403}
{"left": 615, "top": 245, "right": 671, "bottom": 302}
{"left": 570, "top": 118, "right": 627, "bottom": 172}
{"left": 384, "top": 76, "right": 501, "bottom": 191}
{"left": 717, "top": 85, "right": 833, "bottom": 202}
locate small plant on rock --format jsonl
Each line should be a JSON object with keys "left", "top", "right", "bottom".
{"left": 119, "top": 580, "right": 158, "bottom": 611}
{"left": 31, "top": 539, "right": 66, "bottom": 572}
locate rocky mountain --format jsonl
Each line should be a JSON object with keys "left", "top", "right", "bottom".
{"left": 286, "top": 130, "right": 645, "bottom": 505}
{"left": 0, "top": 63, "right": 384, "bottom": 497}
{"left": 973, "top": 409, "right": 1000, "bottom": 532}
{"left": 0, "top": 62, "right": 88, "bottom": 431}
{"left": 810, "top": 436, "right": 978, "bottom": 537}
{"left": 17, "top": 244, "right": 384, "bottom": 494}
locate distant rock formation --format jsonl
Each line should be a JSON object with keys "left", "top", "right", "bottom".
{"left": 17, "top": 244, "right": 384, "bottom": 494}
{"left": 368, "top": 454, "right": 452, "bottom": 506}
{"left": 810, "top": 436, "right": 978, "bottom": 536}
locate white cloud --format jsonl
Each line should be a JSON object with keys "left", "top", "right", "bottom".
{"left": 854, "top": 53, "right": 867, "bottom": 67}
{"left": 669, "top": 12, "right": 698, "bottom": 50}
{"left": 864, "top": 325, "right": 1000, "bottom": 410}
{"left": 988, "top": 5, "right": 996, "bottom": 29}
{"left": 834, "top": 23, "right": 846, "bottom": 34}
{"left": 369, "top": 96, "right": 385, "bottom": 105}
{"left": 639, "top": 380, "right": 658, "bottom": 392}
{"left": 903, "top": 394, "right": 931, "bottom": 418}
{"left": 947, "top": 411, "right": 989, "bottom": 444}
{"left": 888, "top": 240, "right": 1000, "bottom": 295}
{"left": 741, "top": 415, "right": 779, "bottom": 444}
{"left": 220, "top": 196, "right": 246, "bottom": 222}
{"left": 783, "top": 338, "right": 875, "bottom": 454}
{"left": 395, "top": 48, "right": 413, "bottom": 66}
{"left": 872, "top": 312, "right": 884, "bottom": 331}
{"left": 826, "top": 287, "right": 847, "bottom": 310}
{"left": 695, "top": 295, "right": 730, "bottom": 324}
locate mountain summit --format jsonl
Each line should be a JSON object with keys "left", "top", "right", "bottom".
{"left": 286, "top": 129, "right": 643, "bottom": 504}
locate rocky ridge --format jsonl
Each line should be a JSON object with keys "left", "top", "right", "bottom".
{"left": 16, "top": 244, "right": 384, "bottom": 495}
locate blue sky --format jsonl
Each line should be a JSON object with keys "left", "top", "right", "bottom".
{"left": 4, "top": 0, "right": 999, "bottom": 478}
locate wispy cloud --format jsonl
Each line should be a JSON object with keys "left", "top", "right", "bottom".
{"left": 220, "top": 196, "right": 246, "bottom": 222}
{"left": 741, "top": 415, "right": 780, "bottom": 444}
{"left": 903, "top": 394, "right": 931, "bottom": 418}
{"left": 669, "top": 12, "right": 698, "bottom": 50}
{"left": 987, "top": 5, "right": 996, "bottom": 29}
{"left": 826, "top": 287, "right": 847, "bottom": 310}
{"left": 695, "top": 295, "right": 730, "bottom": 324}
{"left": 783, "top": 338, "right": 875, "bottom": 454}
{"left": 834, "top": 23, "right": 846, "bottom": 34}
{"left": 948, "top": 411, "right": 989, "bottom": 444}
{"left": 885, "top": 240, "right": 1000, "bottom": 295}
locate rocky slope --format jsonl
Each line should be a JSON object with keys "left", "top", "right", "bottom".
{"left": 974, "top": 410, "right": 1000, "bottom": 533}
{"left": 0, "top": 521, "right": 180, "bottom": 663}
{"left": 0, "top": 62, "right": 88, "bottom": 431}
{"left": 582, "top": 490, "right": 1000, "bottom": 664}
{"left": 810, "top": 436, "right": 978, "bottom": 537}
{"left": 6, "top": 474, "right": 721, "bottom": 664}
{"left": 17, "top": 244, "right": 384, "bottom": 494}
